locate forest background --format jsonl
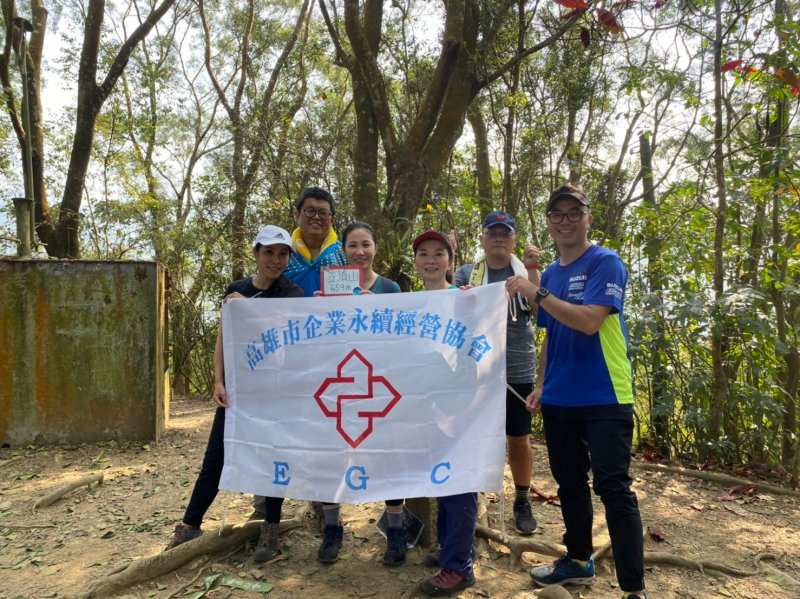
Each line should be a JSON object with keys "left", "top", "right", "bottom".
{"left": 1, "top": 0, "right": 798, "bottom": 480}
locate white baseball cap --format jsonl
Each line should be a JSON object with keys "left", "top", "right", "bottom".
{"left": 252, "top": 225, "right": 293, "bottom": 248}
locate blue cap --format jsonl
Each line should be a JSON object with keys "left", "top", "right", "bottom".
{"left": 483, "top": 211, "right": 515, "bottom": 231}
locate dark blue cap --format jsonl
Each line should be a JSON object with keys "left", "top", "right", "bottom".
{"left": 483, "top": 211, "right": 515, "bottom": 231}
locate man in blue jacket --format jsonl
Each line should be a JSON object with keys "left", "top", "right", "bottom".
{"left": 252, "top": 186, "right": 347, "bottom": 525}
{"left": 283, "top": 186, "right": 347, "bottom": 296}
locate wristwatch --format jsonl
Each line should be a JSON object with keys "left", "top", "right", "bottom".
{"left": 534, "top": 287, "right": 550, "bottom": 304}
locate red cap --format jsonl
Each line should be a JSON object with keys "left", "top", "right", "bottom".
{"left": 412, "top": 229, "right": 453, "bottom": 256}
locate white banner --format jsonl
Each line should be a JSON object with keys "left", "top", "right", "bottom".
{"left": 220, "top": 283, "right": 508, "bottom": 503}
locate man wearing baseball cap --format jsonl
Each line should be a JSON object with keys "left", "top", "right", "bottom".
{"left": 168, "top": 225, "right": 303, "bottom": 564}
{"left": 506, "top": 183, "right": 646, "bottom": 598}
{"left": 454, "top": 211, "right": 541, "bottom": 535}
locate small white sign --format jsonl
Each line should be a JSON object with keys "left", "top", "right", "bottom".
{"left": 321, "top": 266, "right": 363, "bottom": 296}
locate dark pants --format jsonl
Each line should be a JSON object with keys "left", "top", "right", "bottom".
{"left": 436, "top": 493, "right": 477, "bottom": 575}
{"left": 184, "top": 407, "right": 284, "bottom": 527}
{"left": 506, "top": 382, "right": 533, "bottom": 437}
{"left": 541, "top": 403, "right": 644, "bottom": 592}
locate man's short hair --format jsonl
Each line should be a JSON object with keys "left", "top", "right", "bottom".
{"left": 295, "top": 186, "right": 336, "bottom": 214}
{"left": 546, "top": 183, "right": 590, "bottom": 213}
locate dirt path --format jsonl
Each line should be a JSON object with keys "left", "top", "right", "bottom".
{"left": 1, "top": 397, "right": 799, "bottom": 598}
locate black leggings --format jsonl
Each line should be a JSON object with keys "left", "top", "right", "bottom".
{"left": 183, "top": 407, "right": 284, "bottom": 526}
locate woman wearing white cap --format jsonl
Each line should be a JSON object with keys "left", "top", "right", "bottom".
{"left": 166, "top": 225, "right": 302, "bottom": 563}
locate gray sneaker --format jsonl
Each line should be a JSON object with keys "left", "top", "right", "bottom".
{"left": 513, "top": 499, "right": 538, "bottom": 535}
{"left": 531, "top": 555, "right": 596, "bottom": 587}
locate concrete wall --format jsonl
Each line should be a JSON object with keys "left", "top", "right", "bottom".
{"left": 0, "top": 260, "right": 168, "bottom": 445}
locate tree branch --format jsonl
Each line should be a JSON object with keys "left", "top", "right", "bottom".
{"left": 197, "top": 0, "right": 235, "bottom": 119}
{"left": 244, "top": 0, "right": 312, "bottom": 184}
{"left": 481, "top": 13, "right": 581, "bottom": 89}
{"left": 343, "top": 0, "right": 398, "bottom": 159}
{"left": 97, "top": 0, "right": 178, "bottom": 103}
{"left": 231, "top": 0, "right": 255, "bottom": 121}
{"left": 1, "top": 0, "right": 26, "bottom": 163}
{"left": 405, "top": 0, "right": 465, "bottom": 156}
{"left": 318, "top": 0, "right": 351, "bottom": 67}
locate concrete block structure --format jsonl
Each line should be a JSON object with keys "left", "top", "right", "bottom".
{"left": 0, "top": 260, "right": 168, "bottom": 445}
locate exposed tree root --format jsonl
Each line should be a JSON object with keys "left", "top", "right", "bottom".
{"left": 754, "top": 553, "right": 800, "bottom": 589}
{"left": 633, "top": 462, "right": 800, "bottom": 498}
{"left": 591, "top": 540, "right": 613, "bottom": 562}
{"left": 588, "top": 490, "right": 648, "bottom": 563}
{"left": 476, "top": 524, "right": 563, "bottom": 567}
{"left": 80, "top": 504, "right": 309, "bottom": 599}
{"left": 0, "top": 456, "right": 24, "bottom": 469}
{"left": 642, "top": 551, "right": 756, "bottom": 576}
{"left": 535, "top": 586, "right": 573, "bottom": 599}
{"left": 476, "top": 525, "right": 799, "bottom": 590}
{"left": 34, "top": 473, "right": 104, "bottom": 509}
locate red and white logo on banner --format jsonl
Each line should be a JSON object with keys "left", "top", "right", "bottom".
{"left": 313, "top": 349, "right": 402, "bottom": 448}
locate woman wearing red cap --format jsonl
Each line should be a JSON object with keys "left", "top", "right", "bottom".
{"left": 412, "top": 229, "right": 478, "bottom": 597}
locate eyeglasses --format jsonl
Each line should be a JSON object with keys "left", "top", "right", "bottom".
{"left": 547, "top": 210, "right": 586, "bottom": 224}
{"left": 301, "top": 207, "right": 332, "bottom": 219}
{"left": 483, "top": 227, "right": 513, "bottom": 239}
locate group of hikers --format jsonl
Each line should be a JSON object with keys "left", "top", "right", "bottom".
{"left": 164, "top": 184, "right": 647, "bottom": 598}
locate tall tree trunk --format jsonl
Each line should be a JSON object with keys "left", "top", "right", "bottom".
{"left": 640, "top": 131, "right": 670, "bottom": 457}
{"left": 59, "top": 0, "right": 177, "bottom": 256}
{"left": 200, "top": 0, "right": 310, "bottom": 280}
{"left": 768, "top": 0, "right": 798, "bottom": 473}
{"left": 351, "top": 0, "right": 382, "bottom": 223}
{"left": 709, "top": 0, "right": 732, "bottom": 452}
{"left": 501, "top": 0, "right": 525, "bottom": 218}
{"left": 1, "top": 0, "right": 53, "bottom": 247}
{"left": 565, "top": 104, "right": 579, "bottom": 183}
{"left": 339, "top": 0, "right": 578, "bottom": 247}
{"left": 467, "top": 103, "right": 492, "bottom": 219}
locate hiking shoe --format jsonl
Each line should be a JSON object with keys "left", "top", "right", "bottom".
{"left": 420, "top": 568, "right": 476, "bottom": 596}
{"left": 513, "top": 499, "right": 538, "bottom": 535}
{"left": 531, "top": 555, "right": 596, "bottom": 587}
{"left": 318, "top": 524, "right": 343, "bottom": 564}
{"left": 383, "top": 526, "right": 407, "bottom": 566}
{"left": 622, "top": 594, "right": 648, "bottom": 599}
{"left": 422, "top": 552, "right": 440, "bottom": 568}
{"left": 166, "top": 522, "right": 201, "bottom": 550}
{"left": 253, "top": 521, "right": 281, "bottom": 563}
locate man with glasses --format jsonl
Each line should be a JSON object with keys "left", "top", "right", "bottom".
{"left": 454, "top": 211, "right": 540, "bottom": 536}
{"left": 252, "top": 186, "right": 347, "bottom": 526}
{"left": 283, "top": 186, "right": 347, "bottom": 296}
{"left": 505, "top": 184, "right": 646, "bottom": 598}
